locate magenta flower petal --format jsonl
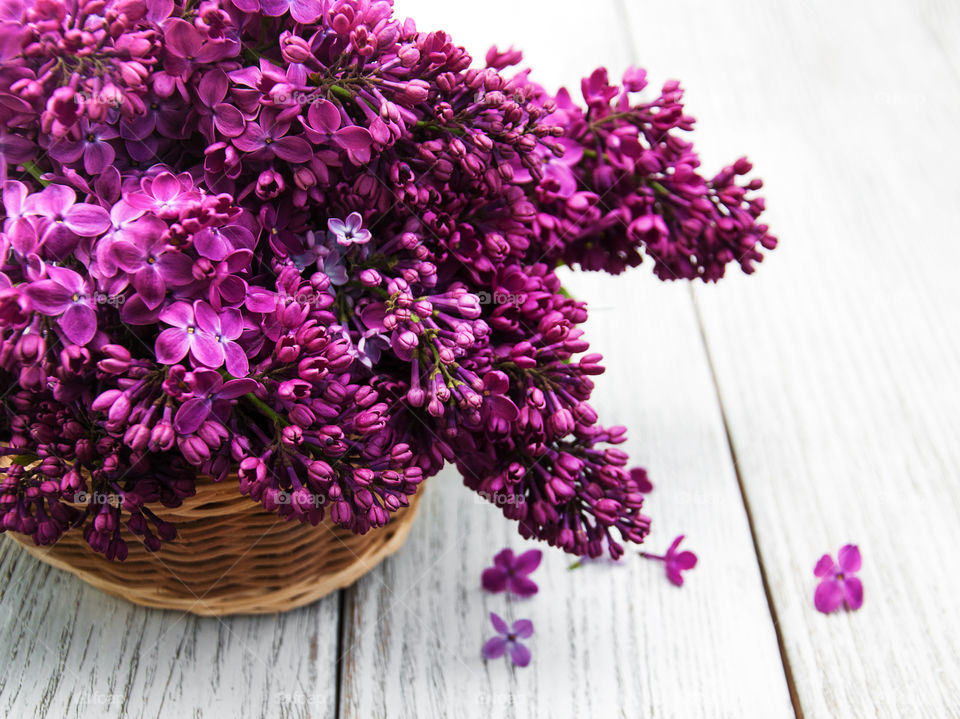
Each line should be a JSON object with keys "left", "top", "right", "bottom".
{"left": 134, "top": 268, "right": 166, "bottom": 309}
{"left": 289, "top": 0, "right": 322, "bottom": 23}
{"left": 508, "top": 642, "right": 531, "bottom": 667}
{"left": 155, "top": 327, "right": 190, "bottom": 364}
{"left": 814, "top": 554, "right": 838, "bottom": 578}
{"left": 223, "top": 343, "right": 250, "bottom": 377}
{"left": 481, "top": 566, "right": 508, "bottom": 593}
{"left": 838, "top": 544, "right": 861, "bottom": 573}
{"left": 159, "top": 301, "right": 194, "bottom": 328}
{"left": 307, "top": 99, "right": 340, "bottom": 133}
{"left": 83, "top": 142, "right": 114, "bottom": 175}
{"left": 174, "top": 397, "right": 212, "bottom": 434}
{"left": 272, "top": 136, "right": 312, "bottom": 162}
{"left": 214, "top": 104, "right": 246, "bottom": 137}
{"left": 164, "top": 18, "right": 202, "bottom": 58}
{"left": 335, "top": 126, "right": 373, "bottom": 151}
{"left": 64, "top": 204, "right": 111, "bottom": 236}
{"left": 513, "top": 549, "right": 542, "bottom": 574}
{"left": 25, "top": 280, "right": 71, "bottom": 314}
{"left": 507, "top": 575, "right": 538, "bottom": 597}
{"left": 194, "top": 301, "right": 220, "bottom": 332}
{"left": 666, "top": 566, "right": 685, "bottom": 587}
{"left": 217, "top": 378, "right": 259, "bottom": 399}
{"left": 190, "top": 333, "right": 225, "bottom": 367}
{"left": 489, "top": 612, "right": 509, "bottom": 635}
{"left": 512, "top": 619, "right": 534, "bottom": 639}
{"left": 492, "top": 548, "right": 515, "bottom": 569}
{"left": 59, "top": 303, "right": 97, "bottom": 345}
{"left": 482, "top": 636, "right": 507, "bottom": 660}
{"left": 814, "top": 579, "right": 844, "bottom": 614}
{"left": 843, "top": 576, "right": 864, "bottom": 610}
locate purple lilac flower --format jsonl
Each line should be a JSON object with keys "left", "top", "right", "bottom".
{"left": 111, "top": 235, "right": 193, "bottom": 309}
{"left": 641, "top": 535, "right": 698, "bottom": 586}
{"left": 327, "top": 212, "right": 372, "bottom": 247}
{"left": 482, "top": 613, "right": 533, "bottom": 667}
{"left": 174, "top": 369, "right": 258, "bottom": 434}
{"left": 155, "top": 301, "right": 224, "bottom": 368}
{"left": 0, "top": 0, "right": 775, "bottom": 560}
{"left": 22, "top": 184, "right": 110, "bottom": 259}
{"left": 126, "top": 172, "right": 199, "bottom": 220}
{"left": 814, "top": 544, "right": 863, "bottom": 613}
{"left": 47, "top": 120, "right": 118, "bottom": 175}
{"left": 25, "top": 266, "right": 98, "bottom": 345}
{"left": 233, "top": 109, "right": 312, "bottom": 162}
{"left": 481, "top": 548, "right": 542, "bottom": 597}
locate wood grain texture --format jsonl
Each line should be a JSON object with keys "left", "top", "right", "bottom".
{"left": 0, "top": 539, "right": 340, "bottom": 718}
{"left": 617, "top": 1, "right": 960, "bottom": 716}
{"left": 340, "top": 5, "right": 796, "bottom": 704}
{"left": 339, "top": 273, "right": 795, "bottom": 719}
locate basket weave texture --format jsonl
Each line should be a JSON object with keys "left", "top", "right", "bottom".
{"left": 4, "top": 474, "right": 420, "bottom": 616}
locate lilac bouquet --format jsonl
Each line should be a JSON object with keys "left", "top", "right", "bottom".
{"left": 0, "top": 0, "right": 775, "bottom": 561}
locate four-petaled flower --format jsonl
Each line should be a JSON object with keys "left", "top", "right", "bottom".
{"left": 23, "top": 184, "right": 111, "bottom": 259}
{"left": 482, "top": 613, "right": 533, "bottom": 667}
{"left": 328, "top": 212, "right": 371, "bottom": 246}
{"left": 155, "top": 300, "right": 224, "bottom": 369}
{"left": 481, "top": 548, "right": 542, "bottom": 597}
{"left": 301, "top": 98, "right": 374, "bottom": 164}
{"left": 174, "top": 369, "right": 258, "bottom": 434}
{"left": 25, "top": 266, "right": 98, "bottom": 345}
{"left": 641, "top": 534, "right": 698, "bottom": 586}
{"left": 233, "top": 108, "right": 311, "bottom": 163}
{"left": 111, "top": 234, "right": 193, "bottom": 309}
{"left": 814, "top": 544, "right": 863, "bottom": 614}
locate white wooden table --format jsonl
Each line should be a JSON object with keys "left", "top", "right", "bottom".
{"left": 3, "top": 1, "right": 959, "bottom": 717}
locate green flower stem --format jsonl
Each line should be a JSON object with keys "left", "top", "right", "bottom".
{"left": 244, "top": 393, "right": 289, "bottom": 426}
{"left": 22, "top": 161, "right": 49, "bottom": 186}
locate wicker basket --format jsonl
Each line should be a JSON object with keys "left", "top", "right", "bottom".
{"left": 3, "top": 473, "right": 421, "bottom": 616}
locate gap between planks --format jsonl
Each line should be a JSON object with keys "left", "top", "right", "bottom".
{"left": 611, "top": 0, "right": 800, "bottom": 713}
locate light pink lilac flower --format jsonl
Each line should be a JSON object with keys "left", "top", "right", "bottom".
{"left": 328, "top": 212, "right": 371, "bottom": 246}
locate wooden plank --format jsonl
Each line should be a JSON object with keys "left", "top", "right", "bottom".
{"left": 0, "top": 539, "right": 340, "bottom": 718}
{"left": 616, "top": 1, "right": 960, "bottom": 716}
{"left": 340, "top": 272, "right": 794, "bottom": 719}
{"left": 914, "top": 0, "right": 960, "bottom": 82}
{"left": 339, "top": 7, "right": 794, "bottom": 711}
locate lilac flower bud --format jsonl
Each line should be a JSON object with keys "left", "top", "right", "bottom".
{"left": 359, "top": 268, "right": 382, "bottom": 286}
{"left": 282, "top": 425, "right": 303, "bottom": 446}
{"left": 280, "top": 32, "right": 313, "bottom": 63}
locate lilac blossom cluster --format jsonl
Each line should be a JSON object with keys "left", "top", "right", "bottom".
{"left": 0, "top": 0, "right": 775, "bottom": 561}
